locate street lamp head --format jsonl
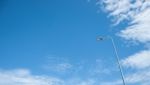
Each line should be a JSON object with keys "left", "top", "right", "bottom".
{"left": 96, "top": 36, "right": 105, "bottom": 41}
{"left": 96, "top": 35, "right": 112, "bottom": 41}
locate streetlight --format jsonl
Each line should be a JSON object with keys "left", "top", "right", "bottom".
{"left": 97, "top": 36, "right": 126, "bottom": 85}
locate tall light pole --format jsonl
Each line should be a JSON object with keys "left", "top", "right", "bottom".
{"left": 97, "top": 36, "right": 126, "bottom": 85}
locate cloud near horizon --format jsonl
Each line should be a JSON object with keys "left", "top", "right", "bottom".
{"left": 0, "top": 68, "right": 98, "bottom": 85}
{"left": 0, "top": 57, "right": 113, "bottom": 85}
{"left": 0, "top": 69, "right": 64, "bottom": 85}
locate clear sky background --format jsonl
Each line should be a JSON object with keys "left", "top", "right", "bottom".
{"left": 0, "top": 0, "right": 150, "bottom": 85}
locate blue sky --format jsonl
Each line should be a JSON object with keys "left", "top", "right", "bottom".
{"left": 0, "top": 0, "right": 150, "bottom": 85}
{"left": 0, "top": 0, "right": 112, "bottom": 69}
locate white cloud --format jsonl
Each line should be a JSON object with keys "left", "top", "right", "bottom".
{"left": 0, "top": 68, "right": 109, "bottom": 85}
{"left": 122, "top": 50, "right": 150, "bottom": 69}
{"left": 100, "top": 0, "right": 131, "bottom": 24}
{"left": 119, "top": 49, "right": 150, "bottom": 84}
{"left": 100, "top": 0, "right": 150, "bottom": 84}
{"left": 119, "top": 8, "right": 150, "bottom": 43}
{"left": 44, "top": 63, "right": 72, "bottom": 72}
{"left": 118, "top": 49, "right": 150, "bottom": 84}
{"left": 125, "top": 69, "right": 150, "bottom": 84}
{"left": 100, "top": 68, "right": 150, "bottom": 85}
{"left": 0, "top": 69, "right": 64, "bottom": 85}
{"left": 43, "top": 56, "right": 73, "bottom": 73}
{"left": 100, "top": 0, "right": 150, "bottom": 43}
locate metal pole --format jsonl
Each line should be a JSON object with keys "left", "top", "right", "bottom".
{"left": 97, "top": 36, "right": 126, "bottom": 85}
{"left": 108, "top": 36, "right": 126, "bottom": 85}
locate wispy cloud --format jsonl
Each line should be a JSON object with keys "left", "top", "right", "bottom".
{"left": 119, "top": 8, "right": 150, "bottom": 43}
{"left": 122, "top": 50, "right": 150, "bottom": 69}
{"left": 100, "top": 0, "right": 150, "bottom": 43}
{"left": 43, "top": 56, "right": 73, "bottom": 73}
{"left": 44, "top": 62, "right": 72, "bottom": 72}
{"left": 0, "top": 68, "right": 102, "bottom": 85}
{"left": 43, "top": 55, "right": 112, "bottom": 78}
{"left": 100, "top": 68, "right": 150, "bottom": 85}
{"left": 0, "top": 69, "right": 64, "bottom": 85}
{"left": 99, "top": 0, "right": 150, "bottom": 84}
{"left": 120, "top": 49, "right": 150, "bottom": 84}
